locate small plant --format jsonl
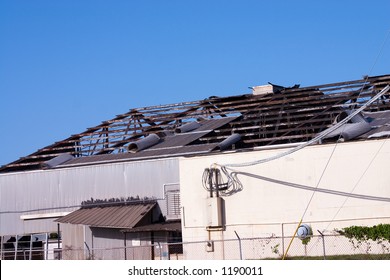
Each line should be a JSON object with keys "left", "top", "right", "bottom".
{"left": 301, "top": 236, "right": 311, "bottom": 245}
{"left": 271, "top": 243, "right": 280, "bottom": 255}
{"left": 336, "top": 224, "right": 390, "bottom": 254}
{"left": 49, "top": 232, "right": 59, "bottom": 239}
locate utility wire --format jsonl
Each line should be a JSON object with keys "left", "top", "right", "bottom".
{"left": 285, "top": 30, "right": 390, "bottom": 258}
{"left": 231, "top": 171, "right": 390, "bottom": 203}
{"left": 322, "top": 136, "right": 389, "bottom": 231}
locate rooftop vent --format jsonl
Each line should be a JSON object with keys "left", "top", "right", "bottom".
{"left": 127, "top": 134, "right": 160, "bottom": 153}
{"left": 214, "top": 133, "right": 241, "bottom": 151}
{"left": 175, "top": 121, "right": 201, "bottom": 133}
{"left": 251, "top": 83, "right": 284, "bottom": 96}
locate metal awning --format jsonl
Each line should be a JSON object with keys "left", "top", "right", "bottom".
{"left": 56, "top": 202, "right": 156, "bottom": 229}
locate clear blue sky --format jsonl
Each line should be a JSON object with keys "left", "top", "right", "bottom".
{"left": 0, "top": 0, "right": 389, "bottom": 167}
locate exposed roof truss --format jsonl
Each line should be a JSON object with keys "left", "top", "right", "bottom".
{"left": 1, "top": 74, "right": 390, "bottom": 173}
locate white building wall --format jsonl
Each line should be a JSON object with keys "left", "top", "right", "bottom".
{"left": 179, "top": 140, "right": 390, "bottom": 258}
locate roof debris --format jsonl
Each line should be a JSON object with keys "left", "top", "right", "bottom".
{"left": 2, "top": 74, "right": 390, "bottom": 173}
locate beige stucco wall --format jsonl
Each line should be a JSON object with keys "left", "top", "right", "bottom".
{"left": 180, "top": 139, "right": 390, "bottom": 248}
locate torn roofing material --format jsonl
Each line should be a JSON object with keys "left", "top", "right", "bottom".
{"left": 321, "top": 109, "right": 390, "bottom": 142}
{"left": 321, "top": 122, "right": 372, "bottom": 142}
{"left": 2, "top": 74, "right": 390, "bottom": 173}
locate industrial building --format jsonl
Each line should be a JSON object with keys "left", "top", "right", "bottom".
{"left": 1, "top": 74, "right": 390, "bottom": 259}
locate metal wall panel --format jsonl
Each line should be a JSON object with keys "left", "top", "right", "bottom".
{"left": 0, "top": 158, "right": 179, "bottom": 236}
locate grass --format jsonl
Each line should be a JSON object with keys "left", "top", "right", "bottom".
{"left": 264, "top": 254, "right": 390, "bottom": 260}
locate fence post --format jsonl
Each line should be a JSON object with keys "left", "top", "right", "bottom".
{"left": 317, "top": 230, "right": 326, "bottom": 260}
{"left": 281, "top": 223, "right": 285, "bottom": 257}
{"left": 124, "top": 233, "right": 127, "bottom": 260}
{"left": 14, "top": 235, "right": 18, "bottom": 260}
{"left": 157, "top": 242, "right": 162, "bottom": 260}
{"left": 234, "top": 231, "right": 243, "bottom": 260}
{"left": 29, "top": 234, "right": 33, "bottom": 260}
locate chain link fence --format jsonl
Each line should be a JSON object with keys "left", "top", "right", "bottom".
{"left": 4, "top": 233, "right": 387, "bottom": 260}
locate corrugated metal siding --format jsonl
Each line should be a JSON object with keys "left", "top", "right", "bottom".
{"left": 0, "top": 158, "right": 179, "bottom": 235}
{"left": 90, "top": 227, "right": 127, "bottom": 260}
{"left": 61, "top": 224, "right": 86, "bottom": 260}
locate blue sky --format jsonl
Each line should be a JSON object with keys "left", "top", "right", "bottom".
{"left": 0, "top": 0, "right": 389, "bottom": 167}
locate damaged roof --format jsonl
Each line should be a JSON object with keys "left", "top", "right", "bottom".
{"left": 2, "top": 74, "right": 390, "bottom": 173}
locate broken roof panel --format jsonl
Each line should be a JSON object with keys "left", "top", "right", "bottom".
{"left": 60, "top": 144, "right": 218, "bottom": 166}
{"left": 322, "top": 122, "right": 372, "bottom": 142}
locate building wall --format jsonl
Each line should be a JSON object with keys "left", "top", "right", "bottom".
{"left": 61, "top": 224, "right": 86, "bottom": 260}
{"left": 0, "top": 158, "right": 179, "bottom": 236}
{"left": 179, "top": 140, "right": 390, "bottom": 258}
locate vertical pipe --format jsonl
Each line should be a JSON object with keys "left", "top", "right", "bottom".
{"left": 208, "top": 169, "right": 213, "bottom": 198}
{"left": 215, "top": 168, "right": 219, "bottom": 197}
{"left": 57, "top": 223, "right": 61, "bottom": 250}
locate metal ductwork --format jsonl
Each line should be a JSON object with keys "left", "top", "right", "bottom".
{"left": 325, "top": 109, "right": 372, "bottom": 142}
{"left": 215, "top": 133, "right": 241, "bottom": 150}
{"left": 175, "top": 121, "right": 201, "bottom": 133}
{"left": 41, "top": 154, "right": 74, "bottom": 169}
{"left": 127, "top": 134, "right": 160, "bottom": 153}
{"left": 345, "top": 110, "right": 367, "bottom": 123}
{"left": 335, "top": 110, "right": 367, "bottom": 124}
{"left": 323, "top": 122, "right": 371, "bottom": 142}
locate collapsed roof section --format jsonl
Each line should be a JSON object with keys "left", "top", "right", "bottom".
{"left": 1, "top": 74, "right": 390, "bottom": 173}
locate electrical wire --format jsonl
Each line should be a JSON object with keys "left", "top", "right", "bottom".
{"left": 228, "top": 171, "right": 390, "bottom": 203}
{"left": 202, "top": 167, "right": 242, "bottom": 196}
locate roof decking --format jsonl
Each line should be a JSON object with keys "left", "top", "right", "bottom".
{"left": 2, "top": 74, "right": 390, "bottom": 173}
